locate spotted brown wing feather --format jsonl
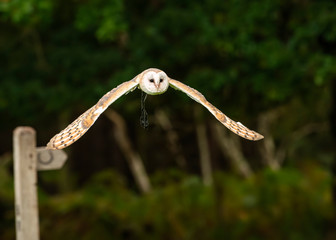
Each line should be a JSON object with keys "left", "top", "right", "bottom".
{"left": 46, "top": 106, "right": 97, "bottom": 149}
{"left": 47, "top": 79, "right": 139, "bottom": 149}
{"left": 169, "top": 79, "right": 264, "bottom": 141}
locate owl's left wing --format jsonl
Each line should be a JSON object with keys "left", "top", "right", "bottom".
{"left": 47, "top": 79, "right": 139, "bottom": 150}
{"left": 169, "top": 79, "right": 264, "bottom": 141}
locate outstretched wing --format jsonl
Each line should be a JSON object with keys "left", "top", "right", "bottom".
{"left": 169, "top": 79, "right": 264, "bottom": 141}
{"left": 47, "top": 79, "right": 139, "bottom": 149}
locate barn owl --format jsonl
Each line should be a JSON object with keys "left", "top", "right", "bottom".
{"left": 47, "top": 68, "right": 263, "bottom": 149}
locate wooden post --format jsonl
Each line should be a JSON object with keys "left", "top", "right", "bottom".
{"left": 13, "top": 127, "right": 39, "bottom": 240}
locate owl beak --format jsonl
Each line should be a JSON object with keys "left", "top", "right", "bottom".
{"left": 154, "top": 82, "right": 160, "bottom": 89}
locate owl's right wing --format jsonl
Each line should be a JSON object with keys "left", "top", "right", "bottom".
{"left": 47, "top": 79, "right": 139, "bottom": 150}
{"left": 169, "top": 79, "right": 264, "bottom": 141}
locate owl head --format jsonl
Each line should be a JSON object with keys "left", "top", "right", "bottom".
{"left": 139, "top": 68, "right": 169, "bottom": 95}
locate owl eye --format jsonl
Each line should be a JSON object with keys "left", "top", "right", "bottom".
{"left": 149, "top": 78, "right": 154, "bottom": 83}
{"left": 159, "top": 77, "right": 164, "bottom": 83}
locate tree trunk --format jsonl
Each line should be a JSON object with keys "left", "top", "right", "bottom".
{"left": 211, "top": 121, "right": 253, "bottom": 178}
{"left": 105, "top": 109, "right": 151, "bottom": 194}
{"left": 155, "top": 109, "right": 187, "bottom": 168}
{"left": 194, "top": 106, "right": 213, "bottom": 186}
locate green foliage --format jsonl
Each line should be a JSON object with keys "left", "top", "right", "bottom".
{"left": 0, "top": 156, "right": 15, "bottom": 240}
{"left": 0, "top": 0, "right": 53, "bottom": 26}
{"left": 0, "top": 165, "right": 330, "bottom": 239}
{"left": 1, "top": 0, "right": 335, "bottom": 124}
{"left": 75, "top": 0, "right": 126, "bottom": 41}
{"left": 0, "top": 0, "right": 333, "bottom": 139}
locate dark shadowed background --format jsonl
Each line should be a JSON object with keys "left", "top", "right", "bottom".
{"left": 1, "top": 0, "right": 335, "bottom": 239}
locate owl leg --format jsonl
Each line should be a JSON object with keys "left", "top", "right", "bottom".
{"left": 140, "top": 91, "right": 149, "bottom": 129}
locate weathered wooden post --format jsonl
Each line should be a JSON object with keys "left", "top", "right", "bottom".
{"left": 13, "top": 127, "right": 39, "bottom": 240}
{"left": 13, "top": 127, "right": 67, "bottom": 240}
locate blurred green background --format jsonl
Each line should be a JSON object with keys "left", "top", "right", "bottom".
{"left": 1, "top": 0, "right": 335, "bottom": 239}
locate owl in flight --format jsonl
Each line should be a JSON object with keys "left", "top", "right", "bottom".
{"left": 47, "top": 68, "right": 263, "bottom": 149}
